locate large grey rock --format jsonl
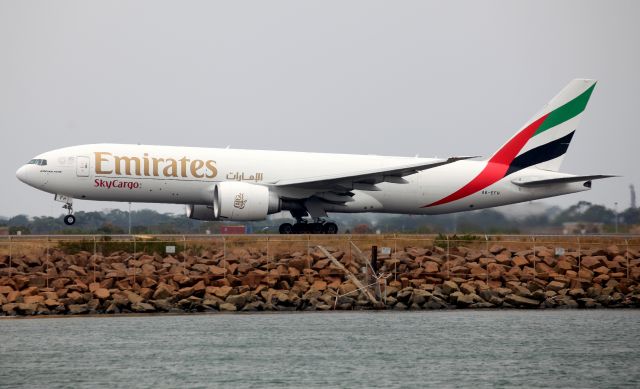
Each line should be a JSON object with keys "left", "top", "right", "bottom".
{"left": 152, "top": 283, "right": 174, "bottom": 300}
{"left": 504, "top": 294, "right": 540, "bottom": 308}
{"left": 151, "top": 299, "right": 174, "bottom": 312}
{"left": 424, "top": 296, "right": 446, "bottom": 309}
{"left": 488, "top": 296, "right": 504, "bottom": 307}
{"left": 219, "top": 303, "right": 237, "bottom": 311}
{"left": 131, "top": 302, "right": 156, "bottom": 312}
{"left": 226, "top": 292, "right": 250, "bottom": 308}
{"left": 470, "top": 302, "right": 494, "bottom": 309}
{"left": 577, "top": 298, "right": 598, "bottom": 308}
{"left": 396, "top": 288, "right": 414, "bottom": 303}
{"left": 449, "top": 291, "right": 463, "bottom": 304}
{"left": 68, "top": 304, "right": 89, "bottom": 314}
{"left": 456, "top": 293, "right": 475, "bottom": 307}
{"left": 242, "top": 301, "right": 264, "bottom": 311}
{"left": 393, "top": 302, "right": 408, "bottom": 310}
{"left": 410, "top": 290, "right": 432, "bottom": 306}
{"left": 442, "top": 281, "right": 459, "bottom": 295}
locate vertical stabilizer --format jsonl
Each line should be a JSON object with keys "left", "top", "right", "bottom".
{"left": 492, "top": 79, "right": 596, "bottom": 174}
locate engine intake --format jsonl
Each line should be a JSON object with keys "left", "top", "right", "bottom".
{"left": 187, "top": 182, "right": 280, "bottom": 221}
{"left": 213, "top": 181, "right": 280, "bottom": 220}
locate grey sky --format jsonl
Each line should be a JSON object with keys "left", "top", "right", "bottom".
{"left": 1, "top": 1, "right": 638, "bottom": 218}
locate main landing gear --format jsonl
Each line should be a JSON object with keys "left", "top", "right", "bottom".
{"left": 279, "top": 219, "right": 338, "bottom": 234}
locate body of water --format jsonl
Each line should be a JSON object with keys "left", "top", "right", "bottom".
{"left": 1, "top": 310, "right": 639, "bottom": 388}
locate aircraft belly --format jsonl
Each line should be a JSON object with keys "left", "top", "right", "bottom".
{"left": 74, "top": 176, "right": 213, "bottom": 204}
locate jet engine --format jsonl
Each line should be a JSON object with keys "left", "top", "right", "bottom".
{"left": 186, "top": 204, "right": 217, "bottom": 221}
{"left": 187, "top": 182, "right": 281, "bottom": 221}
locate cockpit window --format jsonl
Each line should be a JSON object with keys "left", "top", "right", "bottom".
{"left": 27, "top": 159, "right": 47, "bottom": 166}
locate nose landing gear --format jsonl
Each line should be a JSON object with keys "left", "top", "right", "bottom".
{"left": 55, "top": 194, "right": 76, "bottom": 226}
{"left": 62, "top": 202, "right": 75, "bottom": 225}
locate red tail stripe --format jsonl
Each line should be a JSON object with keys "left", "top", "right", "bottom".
{"left": 424, "top": 113, "right": 549, "bottom": 208}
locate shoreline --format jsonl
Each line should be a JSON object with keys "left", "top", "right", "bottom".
{"left": 2, "top": 307, "right": 640, "bottom": 321}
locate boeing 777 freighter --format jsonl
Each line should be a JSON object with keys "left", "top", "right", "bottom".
{"left": 16, "top": 79, "right": 613, "bottom": 233}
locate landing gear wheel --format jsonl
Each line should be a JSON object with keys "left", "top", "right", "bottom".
{"left": 323, "top": 222, "right": 338, "bottom": 234}
{"left": 279, "top": 223, "right": 293, "bottom": 234}
{"left": 292, "top": 223, "right": 305, "bottom": 234}
{"left": 310, "top": 223, "right": 324, "bottom": 234}
{"left": 64, "top": 214, "right": 76, "bottom": 226}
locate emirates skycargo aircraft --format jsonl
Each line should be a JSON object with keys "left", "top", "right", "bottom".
{"left": 16, "top": 79, "right": 613, "bottom": 234}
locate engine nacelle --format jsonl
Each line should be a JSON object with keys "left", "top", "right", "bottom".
{"left": 186, "top": 204, "right": 217, "bottom": 221}
{"left": 213, "top": 181, "right": 280, "bottom": 221}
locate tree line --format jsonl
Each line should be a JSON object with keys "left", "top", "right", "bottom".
{"left": 1, "top": 201, "right": 638, "bottom": 235}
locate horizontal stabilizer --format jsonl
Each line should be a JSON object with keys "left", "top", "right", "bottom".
{"left": 512, "top": 175, "right": 617, "bottom": 187}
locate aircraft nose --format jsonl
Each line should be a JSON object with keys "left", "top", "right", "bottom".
{"left": 16, "top": 165, "right": 29, "bottom": 184}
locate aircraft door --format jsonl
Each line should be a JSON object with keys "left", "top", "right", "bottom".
{"left": 76, "top": 156, "right": 90, "bottom": 177}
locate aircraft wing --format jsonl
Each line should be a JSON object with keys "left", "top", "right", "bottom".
{"left": 271, "top": 156, "right": 474, "bottom": 190}
{"left": 512, "top": 174, "right": 617, "bottom": 187}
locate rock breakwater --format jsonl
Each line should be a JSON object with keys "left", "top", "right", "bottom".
{"left": 1, "top": 242, "right": 639, "bottom": 316}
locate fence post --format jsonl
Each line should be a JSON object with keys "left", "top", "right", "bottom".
{"left": 446, "top": 234, "right": 450, "bottom": 280}
{"left": 484, "top": 235, "right": 489, "bottom": 284}
{"left": 393, "top": 234, "right": 398, "bottom": 259}
{"left": 8, "top": 235, "right": 12, "bottom": 271}
{"left": 223, "top": 236, "right": 226, "bottom": 261}
{"left": 266, "top": 236, "right": 270, "bottom": 268}
{"left": 183, "top": 235, "right": 187, "bottom": 276}
{"left": 577, "top": 236, "right": 581, "bottom": 275}
{"left": 531, "top": 236, "right": 536, "bottom": 278}
{"left": 307, "top": 234, "right": 310, "bottom": 259}
{"left": 348, "top": 235, "right": 352, "bottom": 268}
{"left": 625, "top": 239, "right": 630, "bottom": 280}
{"left": 384, "top": 278, "right": 387, "bottom": 304}
{"left": 45, "top": 236, "right": 50, "bottom": 289}
{"left": 93, "top": 235, "right": 101, "bottom": 285}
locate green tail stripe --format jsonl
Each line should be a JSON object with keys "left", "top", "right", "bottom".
{"left": 534, "top": 83, "right": 596, "bottom": 136}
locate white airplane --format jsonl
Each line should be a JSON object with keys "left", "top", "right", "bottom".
{"left": 16, "top": 79, "right": 613, "bottom": 234}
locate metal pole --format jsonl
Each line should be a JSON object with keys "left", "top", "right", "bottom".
{"left": 577, "top": 236, "right": 581, "bottom": 274}
{"left": 307, "top": 235, "right": 310, "bottom": 267}
{"left": 394, "top": 234, "right": 397, "bottom": 258}
{"left": 128, "top": 202, "right": 132, "bottom": 235}
{"left": 485, "top": 235, "right": 489, "bottom": 284}
{"left": 532, "top": 236, "right": 536, "bottom": 278}
{"left": 384, "top": 278, "right": 387, "bottom": 305}
{"left": 625, "top": 239, "right": 630, "bottom": 280}
{"left": 93, "top": 235, "right": 99, "bottom": 285}
{"left": 8, "top": 235, "right": 11, "bottom": 271}
{"left": 446, "top": 235, "right": 450, "bottom": 280}
{"left": 371, "top": 246, "right": 378, "bottom": 274}
{"left": 614, "top": 202, "right": 618, "bottom": 234}
{"left": 45, "top": 237, "right": 50, "bottom": 289}
{"left": 183, "top": 235, "right": 187, "bottom": 275}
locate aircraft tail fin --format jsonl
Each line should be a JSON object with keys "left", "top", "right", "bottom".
{"left": 489, "top": 79, "right": 596, "bottom": 175}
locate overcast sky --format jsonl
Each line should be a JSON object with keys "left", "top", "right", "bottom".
{"left": 1, "top": 1, "right": 638, "bottom": 218}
